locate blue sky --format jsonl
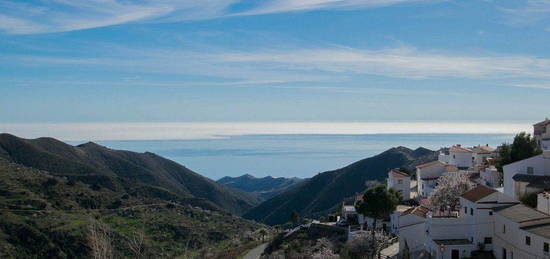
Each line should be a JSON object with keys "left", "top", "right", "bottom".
{"left": 1, "top": 0, "right": 550, "bottom": 125}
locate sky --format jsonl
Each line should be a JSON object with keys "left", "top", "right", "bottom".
{"left": 1, "top": 0, "right": 550, "bottom": 139}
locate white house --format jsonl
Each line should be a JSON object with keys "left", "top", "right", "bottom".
{"left": 480, "top": 166, "right": 501, "bottom": 188}
{"left": 471, "top": 145, "right": 496, "bottom": 169}
{"left": 503, "top": 150, "right": 550, "bottom": 199}
{"left": 448, "top": 145, "right": 474, "bottom": 169}
{"left": 387, "top": 168, "right": 411, "bottom": 200}
{"left": 416, "top": 160, "right": 447, "bottom": 198}
{"left": 493, "top": 203, "right": 550, "bottom": 259}
{"left": 424, "top": 185, "right": 517, "bottom": 259}
{"left": 395, "top": 206, "right": 429, "bottom": 256}
{"left": 534, "top": 118, "right": 550, "bottom": 150}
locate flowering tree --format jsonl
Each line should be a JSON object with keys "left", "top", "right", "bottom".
{"left": 429, "top": 174, "right": 475, "bottom": 210}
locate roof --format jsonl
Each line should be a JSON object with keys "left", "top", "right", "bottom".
{"left": 389, "top": 169, "right": 409, "bottom": 178}
{"left": 471, "top": 145, "right": 495, "bottom": 154}
{"left": 444, "top": 164, "right": 459, "bottom": 172}
{"left": 396, "top": 205, "right": 412, "bottom": 213}
{"left": 461, "top": 185, "right": 497, "bottom": 202}
{"left": 449, "top": 145, "right": 472, "bottom": 153}
{"left": 534, "top": 118, "right": 550, "bottom": 127}
{"left": 512, "top": 174, "right": 550, "bottom": 189}
{"left": 494, "top": 204, "right": 550, "bottom": 223}
{"left": 522, "top": 223, "right": 550, "bottom": 239}
{"left": 433, "top": 239, "right": 472, "bottom": 246}
{"left": 401, "top": 206, "right": 430, "bottom": 218}
{"left": 416, "top": 160, "right": 444, "bottom": 169}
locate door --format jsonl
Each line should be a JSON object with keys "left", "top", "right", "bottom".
{"left": 502, "top": 248, "right": 507, "bottom": 259}
{"left": 451, "top": 249, "right": 459, "bottom": 259}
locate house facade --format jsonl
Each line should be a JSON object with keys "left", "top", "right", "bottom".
{"left": 503, "top": 150, "right": 550, "bottom": 199}
{"left": 534, "top": 118, "right": 550, "bottom": 150}
{"left": 387, "top": 169, "right": 411, "bottom": 200}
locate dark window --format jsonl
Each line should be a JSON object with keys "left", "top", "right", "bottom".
{"left": 489, "top": 211, "right": 493, "bottom": 215}
{"left": 464, "top": 207, "right": 467, "bottom": 214}
{"left": 526, "top": 236, "right": 531, "bottom": 246}
{"left": 545, "top": 242, "right": 549, "bottom": 252}
{"left": 470, "top": 208, "right": 473, "bottom": 215}
{"left": 503, "top": 224, "right": 506, "bottom": 233}
{"left": 484, "top": 237, "right": 492, "bottom": 244}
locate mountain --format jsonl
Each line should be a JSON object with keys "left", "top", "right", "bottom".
{"left": 243, "top": 146, "right": 437, "bottom": 225}
{"left": 0, "top": 158, "right": 266, "bottom": 258}
{"left": 0, "top": 133, "right": 261, "bottom": 215}
{"left": 217, "top": 174, "right": 304, "bottom": 200}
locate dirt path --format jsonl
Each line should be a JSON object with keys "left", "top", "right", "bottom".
{"left": 243, "top": 243, "right": 268, "bottom": 259}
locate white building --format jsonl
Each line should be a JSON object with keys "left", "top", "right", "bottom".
{"left": 387, "top": 168, "right": 411, "bottom": 200}
{"left": 448, "top": 145, "right": 474, "bottom": 169}
{"left": 493, "top": 203, "right": 550, "bottom": 259}
{"left": 534, "top": 118, "right": 550, "bottom": 150}
{"left": 424, "top": 185, "right": 517, "bottom": 259}
{"left": 416, "top": 161, "right": 447, "bottom": 198}
{"left": 471, "top": 145, "right": 496, "bottom": 169}
{"left": 394, "top": 206, "right": 429, "bottom": 256}
{"left": 480, "top": 166, "right": 501, "bottom": 188}
{"left": 503, "top": 150, "right": 550, "bottom": 199}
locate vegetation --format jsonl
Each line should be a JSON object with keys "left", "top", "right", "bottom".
{"left": 217, "top": 174, "right": 303, "bottom": 200}
{"left": 355, "top": 185, "right": 400, "bottom": 239}
{"left": 244, "top": 147, "right": 437, "bottom": 225}
{"left": 0, "top": 134, "right": 271, "bottom": 258}
{"left": 520, "top": 192, "right": 538, "bottom": 208}
{"left": 430, "top": 174, "right": 475, "bottom": 210}
{"left": 496, "top": 132, "right": 542, "bottom": 172}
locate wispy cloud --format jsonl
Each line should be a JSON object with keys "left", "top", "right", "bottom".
{"left": 5, "top": 45, "right": 550, "bottom": 83}
{"left": 499, "top": 0, "right": 550, "bottom": 26}
{"left": 512, "top": 83, "right": 550, "bottom": 90}
{"left": 0, "top": 0, "right": 434, "bottom": 34}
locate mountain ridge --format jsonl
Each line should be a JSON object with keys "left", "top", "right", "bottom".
{"left": 243, "top": 146, "right": 437, "bottom": 225}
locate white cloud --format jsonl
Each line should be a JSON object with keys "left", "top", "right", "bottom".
{"left": 6, "top": 46, "right": 550, "bottom": 82}
{"left": 0, "top": 0, "right": 434, "bottom": 34}
{"left": 512, "top": 83, "right": 550, "bottom": 90}
{"left": 0, "top": 122, "right": 530, "bottom": 141}
{"left": 500, "top": 0, "right": 550, "bottom": 25}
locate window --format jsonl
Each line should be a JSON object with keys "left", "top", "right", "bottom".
{"left": 489, "top": 211, "right": 493, "bottom": 216}
{"left": 484, "top": 237, "right": 492, "bottom": 244}
{"left": 464, "top": 207, "right": 467, "bottom": 214}
{"left": 453, "top": 155, "right": 456, "bottom": 159}
{"left": 527, "top": 167, "right": 534, "bottom": 174}
{"left": 526, "top": 236, "right": 531, "bottom": 246}
{"left": 545, "top": 242, "right": 549, "bottom": 253}
{"left": 398, "top": 179, "right": 403, "bottom": 184}
{"left": 503, "top": 224, "right": 506, "bottom": 234}
{"left": 470, "top": 208, "right": 473, "bottom": 216}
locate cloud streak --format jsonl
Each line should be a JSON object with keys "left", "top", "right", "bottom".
{"left": 0, "top": 0, "right": 433, "bottom": 34}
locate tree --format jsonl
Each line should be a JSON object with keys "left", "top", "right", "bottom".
{"left": 429, "top": 174, "right": 475, "bottom": 210}
{"left": 355, "top": 185, "right": 400, "bottom": 239}
{"left": 520, "top": 192, "right": 538, "bottom": 208}
{"left": 496, "top": 132, "right": 542, "bottom": 172}
{"left": 88, "top": 221, "right": 114, "bottom": 259}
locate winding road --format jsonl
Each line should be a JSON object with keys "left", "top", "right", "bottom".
{"left": 243, "top": 243, "right": 268, "bottom": 259}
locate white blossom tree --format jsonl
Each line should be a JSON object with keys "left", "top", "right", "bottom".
{"left": 429, "top": 174, "right": 475, "bottom": 210}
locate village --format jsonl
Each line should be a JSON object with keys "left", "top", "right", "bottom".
{"left": 314, "top": 118, "right": 550, "bottom": 259}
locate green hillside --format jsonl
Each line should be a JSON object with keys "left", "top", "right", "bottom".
{"left": 243, "top": 146, "right": 436, "bottom": 225}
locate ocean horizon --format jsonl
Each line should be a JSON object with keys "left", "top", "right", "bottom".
{"left": 68, "top": 133, "right": 515, "bottom": 180}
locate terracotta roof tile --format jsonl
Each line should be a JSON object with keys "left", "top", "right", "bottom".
{"left": 389, "top": 169, "right": 409, "bottom": 178}
{"left": 449, "top": 145, "right": 473, "bottom": 153}
{"left": 401, "top": 206, "right": 430, "bottom": 218}
{"left": 461, "top": 185, "right": 496, "bottom": 202}
{"left": 416, "top": 160, "right": 444, "bottom": 169}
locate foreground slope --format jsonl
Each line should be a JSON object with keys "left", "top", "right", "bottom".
{"left": 243, "top": 147, "right": 436, "bottom": 225}
{"left": 218, "top": 174, "right": 303, "bottom": 200}
{"left": 0, "top": 158, "right": 266, "bottom": 258}
{"left": 0, "top": 133, "right": 260, "bottom": 215}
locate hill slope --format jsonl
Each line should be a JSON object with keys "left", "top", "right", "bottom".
{"left": 217, "top": 174, "right": 303, "bottom": 200}
{"left": 243, "top": 146, "right": 437, "bottom": 225}
{"left": 0, "top": 133, "right": 260, "bottom": 215}
{"left": 0, "top": 158, "right": 266, "bottom": 258}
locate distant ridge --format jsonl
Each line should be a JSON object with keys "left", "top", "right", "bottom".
{"left": 243, "top": 146, "right": 437, "bottom": 225}
{"left": 0, "top": 133, "right": 261, "bottom": 215}
{"left": 218, "top": 174, "right": 303, "bottom": 200}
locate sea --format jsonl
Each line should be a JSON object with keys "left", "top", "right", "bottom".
{"left": 77, "top": 133, "right": 514, "bottom": 180}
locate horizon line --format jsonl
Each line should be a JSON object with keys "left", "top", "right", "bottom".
{"left": 0, "top": 121, "right": 532, "bottom": 141}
